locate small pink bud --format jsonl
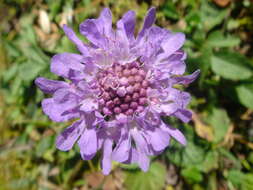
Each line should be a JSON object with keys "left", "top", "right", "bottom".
{"left": 109, "top": 91, "right": 116, "bottom": 98}
{"left": 114, "top": 107, "right": 122, "bottom": 114}
{"left": 138, "top": 69, "right": 146, "bottom": 76}
{"left": 132, "top": 92, "right": 139, "bottom": 101}
{"left": 133, "top": 83, "right": 141, "bottom": 92}
{"left": 135, "top": 75, "right": 142, "bottom": 82}
{"left": 126, "top": 85, "right": 134, "bottom": 94}
{"left": 114, "top": 66, "right": 122, "bottom": 72}
{"left": 108, "top": 68, "right": 114, "bottom": 73}
{"left": 139, "top": 97, "right": 147, "bottom": 105}
{"left": 124, "top": 95, "right": 132, "bottom": 103}
{"left": 136, "top": 106, "right": 144, "bottom": 113}
{"left": 106, "top": 100, "right": 114, "bottom": 108}
{"left": 128, "top": 76, "right": 135, "bottom": 85}
{"left": 113, "top": 97, "right": 121, "bottom": 105}
{"left": 117, "top": 72, "right": 123, "bottom": 77}
{"left": 99, "top": 99, "right": 105, "bottom": 105}
{"left": 120, "top": 104, "right": 129, "bottom": 110}
{"left": 103, "top": 107, "right": 112, "bottom": 116}
{"left": 123, "top": 69, "right": 131, "bottom": 77}
{"left": 139, "top": 88, "right": 147, "bottom": 97}
{"left": 125, "top": 109, "right": 134, "bottom": 116}
{"left": 142, "top": 81, "right": 149, "bottom": 88}
{"left": 119, "top": 77, "right": 129, "bottom": 86}
{"left": 116, "top": 86, "right": 127, "bottom": 97}
{"left": 130, "top": 102, "right": 138, "bottom": 109}
{"left": 103, "top": 92, "right": 111, "bottom": 101}
{"left": 131, "top": 68, "right": 138, "bottom": 75}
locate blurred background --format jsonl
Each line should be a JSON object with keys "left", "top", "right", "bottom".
{"left": 1, "top": 0, "right": 253, "bottom": 189}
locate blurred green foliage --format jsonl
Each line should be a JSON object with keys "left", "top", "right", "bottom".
{"left": 1, "top": 0, "right": 253, "bottom": 189}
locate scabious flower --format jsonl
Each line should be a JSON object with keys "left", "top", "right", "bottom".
{"left": 35, "top": 7, "right": 199, "bottom": 175}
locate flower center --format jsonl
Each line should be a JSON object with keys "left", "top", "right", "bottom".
{"left": 97, "top": 62, "right": 150, "bottom": 116}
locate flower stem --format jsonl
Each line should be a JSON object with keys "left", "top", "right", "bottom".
{"left": 88, "top": 160, "right": 96, "bottom": 172}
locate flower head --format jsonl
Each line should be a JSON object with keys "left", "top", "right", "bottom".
{"left": 35, "top": 7, "right": 199, "bottom": 175}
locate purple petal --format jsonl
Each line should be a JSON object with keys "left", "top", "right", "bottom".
{"left": 167, "top": 88, "right": 191, "bottom": 108}
{"left": 52, "top": 88, "right": 77, "bottom": 104}
{"left": 156, "top": 62, "right": 185, "bottom": 78}
{"left": 161, "top": 124, "right": 187, "bottom": 146}
{"left": 78, "top": 128, "right": 98, "bottom": 160}
{"left": 80, "top": 98, "right": 98, "bottom": 113}
{"left": 84, "top": 111, "right": 104, "bottom": 127}
{"left": 115, "top": 113, "right": 128, "bottom": 124}
{"left": 141, "top": 26, "right": 171, "bottom": 59}
{"left": 168, "top": 61, "right": 186, "bottom": 75}
{"left": 131, "top": 129, "right": 150, "bottom": 171}
{"left": 42, "top": 98, "right": 79, "bottom": 122}
{"left": 80, "top": 19, "right": 107, "bottom": 48}
{"left": 142, "top": 109, "right": 161, "bottom": 126}
{"left": 173, "top": 109, "right": 192, "bottom": 123}
{"left": 117, "top": 10, "right": 136, "bottom": 42}
{"left": 138, "top": 151, "right": 150, "bottom": 172}
{"left": 171, "top": 70, "right": 200, "bottom": 85}
{"left": 123, "top": 147, "right": 138, "bottom": 164}
{"left": 50, "top": 53, "right": 85, "bottom": 80}
{"left": 101, "top": 139, "right": 113, "bottom": 175}
{"left": 62, "top": 25, "right": 89, "bottom": 56}
{"left": 154, "top": 52, "right": 186, "bottom": 75}
{"left": 112, "top": 130, "right": 131, "bottom": 162}
{"left": 96, "top": 8, "right": 113, "bottom": 35}
{"left": 160, "top": 32, "right": 185, "bottom": 58}
{"left": 79, "top": 8, "right": 112, "bottom": 49}
{"left": 56, "top": 120, "right": 83, "bottom": 151}
{"left": 137, "top": 7, "right": 156, "bottom": 40}
{"left": 145, "top": 128, "right": 170, "bottom": 152}
{"left": 35, "top": 77, "right": 69, "bottom": 94}
{"left": 153, "top": 102, "right": 178, "bottom": 116}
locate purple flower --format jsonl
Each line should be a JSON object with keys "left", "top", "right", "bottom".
{"left": 35, "top": 7, "right": 199, "bottom": 175}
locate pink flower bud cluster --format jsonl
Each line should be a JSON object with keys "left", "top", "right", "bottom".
{"left": 97, "top": 63, "right": 150, "bottom": 116}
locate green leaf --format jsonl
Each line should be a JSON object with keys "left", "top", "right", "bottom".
{"left": 2, "top": 64, "right": 18, "bottom": 82}
{"left": 167, "top": 127, "right": 206, "bottom": 169}
{"left": 218, "top": 148, "right": 241, "bottom": 169}
{"left": 9, "top": 178, "right": 34, "bottom": 189}
{"left": 207, "top": 31, "right": 240, "bottom": 48}
{"left": 182, "top": 142, "right": 205, "bottom": 166}
{"left": 181, "top": 167, "right": 203, "bottom": 184}
{"left": 198, "top": 151, "right": 218, "bottom": 173}
{"left": 185, "top": 11, "right": 201, "bottom": 28}
{"left": 55, "top": 36, "right": 78, "bottom": 53}
{"left": 19, "top": 14, "right": 37, "bottom": 45}
{"left": 120, "top": 163, "right": 139, "bottom": 170}
{"left": 17, "top": 41, "right": 49, "bottom": 65}
{"left": 211, "top": 52, "right": 252, "bottom": 80}
{"left": 36, "top": 135, "right": 54, "bottom": 157}
{"left": 226, "top": 170, "right": 253, "bottom": 190}
{"left": 243, "top": 174, "right": 253, "bottom": 190}
{"left": 198, "top": 48, "right": 212, "bottom": 87}
{"left": 166, "top": 142, "right": 183, "bottom": 166}
{"left": 248, "top": 152, "right": 253, "bottom": 164}
{"left": 207, "top": 172, "right": 217, "bottom": 190}
{"left": 46, "top": 0, "right": 62, "bottom": 19}
{"left": 208, "top": 108, "right": 230, "bottom": 143}
{"left": 4, "top": 41, "right": 22, "bottom": 58}
{"left": 163, "top": 2, "right": 179, "bottom": 20}
{"left": 227, "top": 170, "right": 244, "bottom": 188}
{"left": 124, "top": 162, "right": 166, "bottom": 190}
{"left": 200, "top": 1, "right": 228, "bottom": 31}
{"left": 235, "top": 84, "right": 253, "bottom": 109}
{"left": 18, "top": 61, "right": 45, "bottom": 82}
